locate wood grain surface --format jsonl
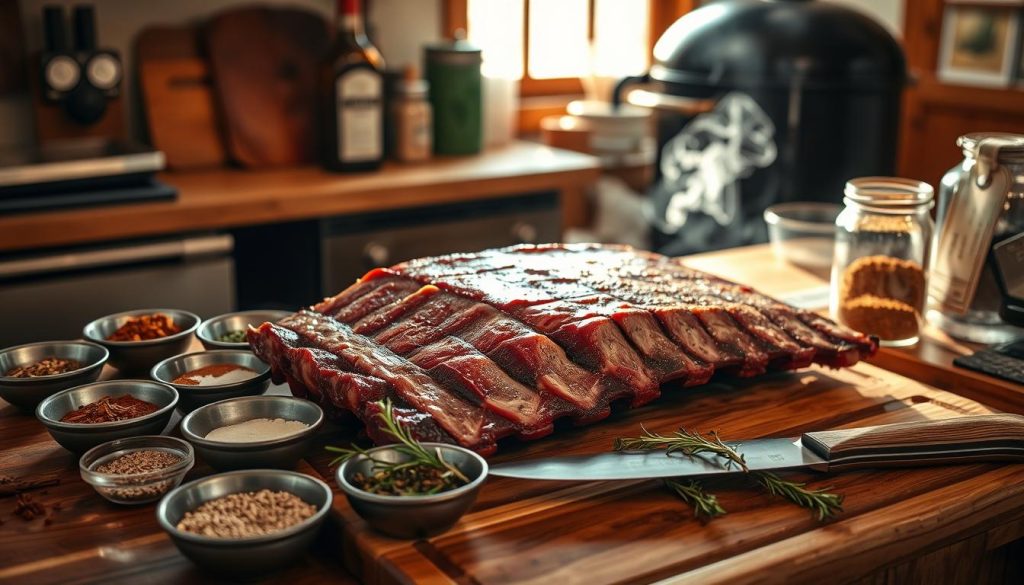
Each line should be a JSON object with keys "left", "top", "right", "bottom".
{"left": 1, "top": 246, "right": 1022, "bottom": 584}
{"left": 204, "top": 6, "right": 328, "bottom": 167}
{"left": 802, "top": 414, "right": 1024, "bottom": 458}
{"left": 681, "top": 244, "right": 1024, "bottom": 416}
{"left": 0, "top": 141, "right": 600, "bottom": 253}
{"left": 317, "top": 362, "right": 1024, "bottom": 584}
{"left": 4, "top": 358, "right": 1015, "bottom": 584}
{"left": 0, "top": 386, "right": 358, "bottom": 584}
{"left": 136, "top": 25, "right": 226, "bottom": 170}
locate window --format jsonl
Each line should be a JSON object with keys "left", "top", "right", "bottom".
{"left": 444, "top": 0, "right": 695, "bottom": 129}
{"left": 453, "top": 0, "right": 660, "bottom": 96}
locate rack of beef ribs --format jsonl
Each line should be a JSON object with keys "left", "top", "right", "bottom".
{"left": 247, "top": 244, "right": 877, "bottom": 455}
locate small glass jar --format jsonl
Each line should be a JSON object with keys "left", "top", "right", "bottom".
{"left": 829, "top": 177, "right": 935, "bottom": 347}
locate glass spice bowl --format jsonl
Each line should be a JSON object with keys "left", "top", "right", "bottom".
{"left": 80, "top": 435, "right": 195, "bottom": 505}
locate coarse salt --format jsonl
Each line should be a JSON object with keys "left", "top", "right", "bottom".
{"left": 205, "top": 418, "right": 309, "bottom": 443}
{"left": 174, "top": 365, "right": 257, "bottom": 386}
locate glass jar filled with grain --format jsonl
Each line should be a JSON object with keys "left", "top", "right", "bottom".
{"left": 829, "top": 177, "right": 934, "bottom": 347}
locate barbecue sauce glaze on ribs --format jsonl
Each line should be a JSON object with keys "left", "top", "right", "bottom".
{"left": 248, "top": 244, "right": 877, "bottom": 455}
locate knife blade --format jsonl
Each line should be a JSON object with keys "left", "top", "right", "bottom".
{"left": 488, "top": 414, "right": 1024, "bottom": 481}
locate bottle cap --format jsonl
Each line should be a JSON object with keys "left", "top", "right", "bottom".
{"left": 425, "top": 30, "right": 482, "bottom": 65}
{"left": 396, "top": 65, "right": 428, "bottom": 96}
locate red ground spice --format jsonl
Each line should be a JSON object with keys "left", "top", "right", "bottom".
{"left": 59, "top": 395, "right": 159, "bottom": 424}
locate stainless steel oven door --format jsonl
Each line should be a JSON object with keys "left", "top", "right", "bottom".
{"left": 0, "top": 235, "right": 234, "bottom": 346}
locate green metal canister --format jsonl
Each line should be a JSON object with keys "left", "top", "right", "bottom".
{"left": 424, "top": 38, "right": 482, "bottom": 155}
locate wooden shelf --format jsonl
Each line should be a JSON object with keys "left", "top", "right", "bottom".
{"left": 0, "top": 142, "right": 600, "bottom": 254}
{"left": 915, "top": 75, "right": 1024, "bottom": 115}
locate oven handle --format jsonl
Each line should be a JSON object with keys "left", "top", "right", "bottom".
{"left": 0, "top": 234, "right": 234, "bottom": 279}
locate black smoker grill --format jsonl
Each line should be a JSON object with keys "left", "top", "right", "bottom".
{"left": 614, "top": 0, "right": 906, "bottom": 255}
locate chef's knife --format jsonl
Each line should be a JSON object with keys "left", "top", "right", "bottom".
{"left": 488, "top": 414, "right": 1024, "bottom": 481}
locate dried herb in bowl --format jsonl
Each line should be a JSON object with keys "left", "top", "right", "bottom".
{"left": 327, "top": 399, "right": 469, "bottom": 496}
{"left": 216, "top": 330, "right": 248, "bottom": 344}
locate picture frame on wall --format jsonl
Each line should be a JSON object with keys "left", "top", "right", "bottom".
{"left": 938, "top": 4, "right": 1021, "bottom": 87}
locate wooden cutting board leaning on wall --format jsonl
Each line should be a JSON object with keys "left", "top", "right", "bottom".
{"left": 137, "top": 25, "right": 226, "bottom": 170}
{"left": 204, "top": 6, "right": 329, "bottom": 168}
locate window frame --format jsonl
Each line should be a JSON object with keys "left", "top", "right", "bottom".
{"left": 443, "top": 0, "right": 697, "bottom": 130}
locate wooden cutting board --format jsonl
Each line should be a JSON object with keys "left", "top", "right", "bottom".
{"left": 204, "top": 7, "right": 329, "bottom": 168}
{"left": 303, "top": 362, "right": 1024, "bottom": 585}
{"left": 137, "top": 25, "right": 226, "bottom": 170}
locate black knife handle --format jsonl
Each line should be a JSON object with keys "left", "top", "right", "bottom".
{"left": 44, "top": 6, "right": 68, "bottom": 52}
{"left": 801, "top": 414, "right": 1024, "bottom": 472}
{"left": 73, "top": 5, "right": 96, "bottom": 52}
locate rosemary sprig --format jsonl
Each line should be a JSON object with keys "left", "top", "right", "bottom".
{"left": 615, "top": 425, "right": 844, "bottom": 521}
{"left": 326, "top": 398, "right": 469, "bottom": 489}
{"left": 664, "top": 479, "right": 726, "bottom": 521}
{"left": 614, "top": 425, "right": 748, "bottom": 471}
{"left": 751, "top": 471, "right": 844, "bottom": 521}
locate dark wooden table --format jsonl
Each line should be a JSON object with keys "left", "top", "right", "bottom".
{"left": 0, "top": 358, "right": 360, "bottom": 584}
{"left": 1, "top": 245, "right": 1022, "bottom": 584}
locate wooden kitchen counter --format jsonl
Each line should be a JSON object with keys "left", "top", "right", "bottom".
{"left": 0, "top": 141, "right": 600, "bottom": 253}
{"left": 682, "top": 244, "right": 1024, "bottom": 415}
{"left": 1, "top": 246, "right": 1022, "bottom": 585}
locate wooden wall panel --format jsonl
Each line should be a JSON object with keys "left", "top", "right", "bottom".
{"left": 900, "top": 88, "right": 1024, "bottom": 186}
{"left": 898, "top": 0, "right": 1024, "bottom": 184}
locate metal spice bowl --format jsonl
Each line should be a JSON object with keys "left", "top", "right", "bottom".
{"left": 80, "top": 435, "right": 194, "bottom": 505}
{"left": 150, "top": 350, "right": 271, "bottom": 413}
{"left": 35, "top": 380, "right": 179, "bottom": 453}
{"left": 83, "top": 308, "right": 199, "bottom": 374}
{"left": 335, "top": 443, "right": 488, "bottom": 539}
{"left": 196, "top": 310, "right": 292, "bottom": 350}
{"left": 0, "top": 340, "right": 108, "bottom": 410}
{"left": 179, "top": 395, "right": 323, "bottom": 471}
{"left": 156, "top": 470, "right": 333, "bottom": 577}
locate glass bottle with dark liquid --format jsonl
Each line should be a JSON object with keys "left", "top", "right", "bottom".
{"left": 319, "top": 0, "right": 385, "bottom": 172}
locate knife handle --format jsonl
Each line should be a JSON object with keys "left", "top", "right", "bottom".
{"left": 801, "top": 414, "right": 1024, "bottom": 471}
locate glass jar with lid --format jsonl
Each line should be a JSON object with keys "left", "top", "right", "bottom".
{"left": 829, "top": 177, "right": 935, "bottom": 347}
{"left": 928, "top": 133, "right": 1024, "bottom": 344}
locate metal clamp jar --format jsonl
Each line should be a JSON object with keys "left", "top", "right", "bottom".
{"left": 928, "top": 133, "right": 1024, "bottom": 344}
{"left": 830, "top": 177, "right": 935, "bottom": 347}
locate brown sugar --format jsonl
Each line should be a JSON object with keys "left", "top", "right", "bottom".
{"left": 838, "top": 255, "right": 925, "bottom": 341}
{"left": 840, "top": 255, "right": 926, "bottom": 309}
{"left": 839, "top": 294, "right": 920, "bottom": 341}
